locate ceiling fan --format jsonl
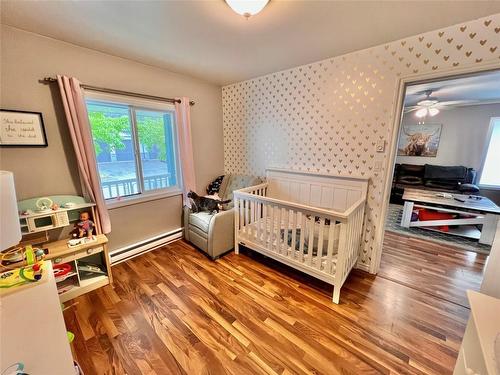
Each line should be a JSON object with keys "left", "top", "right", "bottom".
{"left": 405, "top": 90, "right": 441, "bottom": 118}
{"left": 404, "top": 88, "right": 475, "bottom": 118}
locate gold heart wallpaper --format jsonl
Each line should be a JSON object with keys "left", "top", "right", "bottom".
{"left": 222, "top": 14, "right": 500, "bottom": 271}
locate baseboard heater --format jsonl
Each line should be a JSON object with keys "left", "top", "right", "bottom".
{"left": 109, "top": 227, "right": 183, "bottom": 265}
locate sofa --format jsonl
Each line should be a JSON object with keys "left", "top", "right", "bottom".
{"left": 183, "top": 174, "right": 262, "bottom": 259}
{"left": 390, "top": 163, "right": 478, "bottom": 204}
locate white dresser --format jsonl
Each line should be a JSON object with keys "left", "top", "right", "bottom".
{"left": 0, "top": 261, "right": 75, "bottom": 374}
{"left": 454, "top": 290, "right": 500, "bottom": 375}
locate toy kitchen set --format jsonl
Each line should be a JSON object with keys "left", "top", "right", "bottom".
{"left": 1, "top": 194, "right": 112, "bottom": 303}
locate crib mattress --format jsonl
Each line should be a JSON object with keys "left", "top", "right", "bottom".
{"left": 239, "top": 216, "right": 338, "bottom": 272}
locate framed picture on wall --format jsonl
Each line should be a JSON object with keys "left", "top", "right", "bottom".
{"left": 397, "top": 123, "right": 442, "bottom": 157}
{"left": 0, "top": 109, "right": 48, "bottom": 147}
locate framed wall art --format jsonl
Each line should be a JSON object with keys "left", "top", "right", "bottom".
{"left": 397, "top": 123, "right": 442, "bottom": 157}
{"left": 0, "top": 109, "right": 48, "bottom": 147}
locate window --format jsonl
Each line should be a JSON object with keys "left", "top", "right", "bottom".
{"left": 85, "top": 91, "right": 181, "bottom": 204}
{"left": 479, "top": 117, "right": 500, "bottom": 188}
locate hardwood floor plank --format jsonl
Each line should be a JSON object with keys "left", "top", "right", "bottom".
{"left": 379, "top": 232, "right": 486, "bottom": 308}
{"left": 65, "top": 233, "right": 486, "bottom": 375}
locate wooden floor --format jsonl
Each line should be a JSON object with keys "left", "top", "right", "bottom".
{"left": 380, "top": 231, "right": 487, "bottom": 308}
{"left": 64, "top": 233, "right": 488, "bottom": 375}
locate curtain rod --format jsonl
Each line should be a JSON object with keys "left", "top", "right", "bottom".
{"left": 40, "top": 77, "right": 195, "bottom": 106}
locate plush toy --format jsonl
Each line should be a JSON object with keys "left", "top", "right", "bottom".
{"left": 73, "top": 211, "right": 95, "bottom": 239}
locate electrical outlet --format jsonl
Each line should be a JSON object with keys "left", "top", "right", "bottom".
{"left": 376, "top": 139, "right": 385, "bottom": 153}
{"left": 374, "top": 160, "right": 383, "bottom": 172}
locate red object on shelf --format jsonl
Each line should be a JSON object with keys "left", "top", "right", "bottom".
{"left": 418, "top": 209, "right": 455, "bottom": 232}
{"left": 53, "top": 263, "right": 72, "bottom": 278}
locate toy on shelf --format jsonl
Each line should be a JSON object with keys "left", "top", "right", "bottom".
{"left": 1, "top": 362, "right": 28, "bottom": 375}
{"left": 67, "top": 236, "right": 97, "bottom": 248}
{"left": 72, "top": 211, "right": 95, "bottom": 239}
{"left": 35, "top": 197, "right": 53, "bottom": 213}
{"left": 53, "top": 263, "right": 73, "bottom": 283}
{"left": 77, "top": 261, "right": 106, "bottom": 277}
{"left": 0, "top": 247, "right": 24, "bottom": 264}
{"left": 0, "top": 261, "right": 47, "bottom": 295}
{"left": 57, "top": 282, "right": 75, "bottom": 295}
{"left": 1, "top": 244, "right": 45, "bottom": 269}
{"left": 0, "top": 245, "right": 46, "bottom": 296}
{"left": 67, "top": 210, "right": 97, "bottom": 248}
{"left": 18, "top": 195, "right": 97, "bottom": 235}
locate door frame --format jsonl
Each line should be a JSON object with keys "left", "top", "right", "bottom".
{"left": 370, "top": 62, "right": 500, "bottom": 274}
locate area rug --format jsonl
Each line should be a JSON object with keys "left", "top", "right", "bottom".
{"left": 385, "top": 203, "right": 491, "bottom": 254}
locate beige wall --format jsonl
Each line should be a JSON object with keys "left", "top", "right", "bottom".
{"left": 0, "top": 26, "right": 224, "bottom": 251}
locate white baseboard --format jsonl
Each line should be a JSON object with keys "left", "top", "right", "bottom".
{"left": 355, "top": 261, "right": 371, "bottom": 273}
{"left": 110, "top": 227, "right": 183, "bottom": 265}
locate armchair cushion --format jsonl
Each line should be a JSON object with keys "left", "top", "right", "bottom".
{"left": 189, "top": 212, "right": 214, "bottom": 233}
{"left": 220, "top": 174, "right": 263, "bottom": 204}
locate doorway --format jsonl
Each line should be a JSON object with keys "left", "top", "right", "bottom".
{"left": 378, "top": 68, "right": 500, "bottom": 307}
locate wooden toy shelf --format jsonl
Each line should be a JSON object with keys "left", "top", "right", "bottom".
{"left": 42, "top": 234, "right": 112, "bottom": 303}
{"left": 17, "top": 195, "right": 98, "bottom": 235}
{"left": 8, "top": 195, "right": 112, "bottom": 302}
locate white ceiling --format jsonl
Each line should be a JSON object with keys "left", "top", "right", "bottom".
{"left": 405, "top": 69, "right": 500, "bottom": 108}
{"left": 2, "top": 1, "right": 500, "bottom": 85}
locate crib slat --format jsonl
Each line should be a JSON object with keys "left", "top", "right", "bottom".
{"left": 291, "top": 210, "right": 297, "bottom": 256}
{"left": 276, "top": 207, "right": 282, "bottom": 254}
{"left": 350, "top": 208, "right": 362, "bottom": 267}
{"left": 316, "top": 218, "right": 324, "bottom": 270}
{"left": 307, "top": 218, "right": 314, "bottom": 267}
{"left": 262, "top": 203, "right": 268, "bottom": 246}
{"left": 299, "top": 213, "right": 305, "bottom": 262}
{"left": 252, "top": 200, "right": 257, "bottom": 240}
{"left": 234, "top": 198, "right": 240, "bottom": 254}
{"left": 337, "top": 223, "right": 348, "bottom": 282}
{"left": 269, "top": 205, "right": 275, "bottom": 251}
{"left": 240, "top": 199, "right": 245, "bottom": 236}
{"left": 347, "top": 220, "right": 353, "bottom": 274}
{"left": 282, "top": 208, "right": 290, "bottom": 257}
{"left": 245, "top": 199, "right": 252, "bottom": 238}
{"left": 326, "top": 221, "right": 336, "bottom": 274}
{"left": 256, "top": 200, "right": 261, "bottom": 244}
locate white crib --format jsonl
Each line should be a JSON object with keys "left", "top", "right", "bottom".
{"left": 233, "top": 168, "right": 368, "bottom": 304}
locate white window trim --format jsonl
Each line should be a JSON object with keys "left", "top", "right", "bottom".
{"left": 107, "top": 188, "right": 183, "bottom": 210}
{"left": 85, "top": 90, "right": 176, "bottom": 112}
{"left": 478, "top": 117, "right": 500, "bottom": 190}
{"left": 84, "top": 89, "right": 183, "bottom": 207}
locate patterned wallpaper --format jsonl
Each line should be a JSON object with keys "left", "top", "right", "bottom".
{"left": 222, "top": 14, "right": 500, "bottom": 271}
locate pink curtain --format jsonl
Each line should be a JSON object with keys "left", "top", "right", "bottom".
{"left": 175, "top": 97, "right": 196, "bottom": 206}
{"left": 57, "top": 75, "right": 111, "bottom": 234}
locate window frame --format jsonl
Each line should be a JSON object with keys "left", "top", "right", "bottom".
{"left": 478, "top": 116, "right": 500, "bottom": 190}
{"left": 84, "top": 90, "right": 183, "bottom": 209}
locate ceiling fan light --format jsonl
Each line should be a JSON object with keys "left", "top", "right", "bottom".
{"left": 417, "top": 99, "right": 438, "bottom": 107}
{"left": 428, "top": 107, "right": 440, "bottom": 116}
{"left": 415, "top": 108, "right": 428, "bottom": 118}
{"left": 225, "top": 0, "right": 269, "bottom": 18}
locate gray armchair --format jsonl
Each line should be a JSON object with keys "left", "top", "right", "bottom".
{"left": 183, "top": 174, "right": 262, "bottom": 259}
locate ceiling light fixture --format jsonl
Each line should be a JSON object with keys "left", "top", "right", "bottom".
{"left": 415, "top": 107, "right": 440, "bottom": 118}
{"left": 413, "top": 90, "right": 440, "bottom": 118}
{"left": 225, "top": 0, "right": 269, "bottom": 18}
{"left": 415, "top": 108, "right": 428, "bottom": 118}
{"left": 428, "top": 107, "right": 440, "bottom": 117}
